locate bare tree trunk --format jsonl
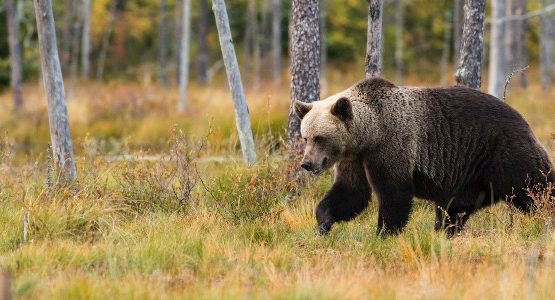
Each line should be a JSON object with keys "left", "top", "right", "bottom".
{"left": 96, "top": 2, "right": 117, "bottom": 82}
{"left": 212, "top": 0, "right": 257, "bottom": 164}
{"left": 178, "top": 0, "right": 191, "bottom": 112}
{"left": 34, "top": 0, "right": 77, "bottom": 183}
{"left": 289, "top": 0, "right": 320, "bottom": 144}
{"left": 540, "top": 1, "right": 554, "bottom": 90}
{"left": 366, "top": 0, "right": 383, "bottom": 78}
{"left": 272, "top": 0, "right": 283, "bottom": 86}
{"left": 81, "top": 0, "right": 91, "bottom": 79}
{"left": 440, "top": 10, "right": 452, "bottom": 85}
{"left": 516, "top": 0, "right": 528, "bottom": 88}
{"left": 455, "top": 0, "right": 485, "bottom": 89}
{"left": 6, "top": 0, "right": 23, "bottom": 111}
{"left": 196, "top": 0, "right": 209, "bottom": 84}
{"left": 488, "top": 0, "right": 506, "bottom": 98}
{"left": 453, "top": 0, "right": 464, "bottom": 64}
{"left": 159, "top": 0, "right": 169, "bottom": 86}
{"left": 174, "top": 0, "right": 182, "bottom": 82}
{"left": 394, "top": 0, "right": 404, "bottom": 84}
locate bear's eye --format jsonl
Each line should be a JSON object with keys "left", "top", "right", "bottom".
{"left": 304, "top": 138, "right": 307, "bottom": 143}
{"left": 314, "top": 136, "right": 325, "bottom": 144}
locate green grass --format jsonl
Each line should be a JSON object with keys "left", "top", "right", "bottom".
{"left": 1, "top": 74, "right": 555, "bottom": 299}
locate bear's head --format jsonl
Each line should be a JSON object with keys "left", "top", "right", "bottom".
{"left": 294, "top": 97, "right": 354, "bottom": 175}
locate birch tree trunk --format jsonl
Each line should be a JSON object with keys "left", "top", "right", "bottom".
{"left": 272, "top": 0, "right": 282, "bottom": 86}
{"left": 440, "top": 10, "right": 452, "bottom": 85}
{"left": 453, "top": 0, "right": 464, "bottom": 64}
{"left": 81, "top": 0, "right": 91, "bottom": 79}
{"left": 366, "top": 0, "right": 383, "bottom": 78}
{"left": 320, "top": 0, "right": 327, "bottom": 94}
{"left": 455, "top": 0, "right": 485, "bottom": 89}
{"left": 196, "top": 0, "right": 209, "bottom": 85}
{"left": 6, "top": 0, "right": 23, "bottom": 111}
{"left": 394, "top": 0, "right": 404, "bottom": 84}
{"left": 288, "top": 0, "right": 319, "bottom": 144}
{"left": 158, "top": 0, "right": 169, "bottom": 86}
{"left": 212, "top": 0, "right": 257, "bottom": 164}
{"left": 488, "top": 0, "right": 506, "bottom": 98}
{"left": 34, "top": 0, "right": 77, "bottom": 183}
{"left": 178, "top": 0, "right": 191, "bottom": 112}
{"left": 516, "top": 0, "right": 528, "bottom": 88}
{"left": 540, "top": 2, "right": 554, "bottom": 90}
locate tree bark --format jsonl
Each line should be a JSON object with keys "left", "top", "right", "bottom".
{"left": 81, "top": 0, "right": 91, "bottom": 79}
{"left": 504, "top": 0, "right": 515, "bottom": 73}
{"left": 196, "top": 0, "right": 209, "bottom": 85}
{"left": 394, "top": 0, "right": 404, "bottom": 84}
{"left": 288, "top": 0, "right": 320, "bottom": 144}
{"left": 34, "top": 0, "right": 77, "bottom": 183}
{"left": 6, "top": 0, "right": 23, "bottom": 111}
{"left": 366, "top": 0, "right": 383, "bottom": 78}
{"left": 273, "top": 0, "right": 283, "bottom": 86}
{"left": 158, "top": 0, "right": 169, "bottom": 86}
{"left": 488, "top": 0, "right": 506, "bottom": 99}
{"left": 455, "top": 0, "right": 485, "bottom": 89}
{"left": 212, "top": 0, "right": 257, "bottom": 164}
{"left": 540, "top": 1, "right": 554, "bottom": 90}
{"left": 440, "top": 10, "right": 452, "bottom": 85}
{"left": 320, "top": 0, "right": 327, "bottom": 94}
{"left": 453, "top": 0, "right": 464, "bottom": 65}
{"left": 178, "top": 0, "right": 191, "bottom": 112}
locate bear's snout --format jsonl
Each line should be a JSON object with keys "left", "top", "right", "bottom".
{"left": 300, "top": 161, "right": 313, "bottom": 171}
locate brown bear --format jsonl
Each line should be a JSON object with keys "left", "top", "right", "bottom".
{"left": 294, "top": 77, "right": 555, "bottom": 236}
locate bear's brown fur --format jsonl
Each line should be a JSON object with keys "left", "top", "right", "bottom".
{"left": 295, "top": 77, "right": 555, "bottom": 236}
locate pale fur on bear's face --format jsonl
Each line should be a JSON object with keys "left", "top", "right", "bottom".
{"left": 294, "top": 95, "right": 354, "bottom": 175}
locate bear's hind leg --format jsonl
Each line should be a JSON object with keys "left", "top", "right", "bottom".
{"left": 315, "top": 160, "right": 371, "bottom": 235}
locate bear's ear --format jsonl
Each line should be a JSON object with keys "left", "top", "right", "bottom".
{"left": 331, "top": 97, "right": 353, "bottom": 121}
{"left": 294, "top": 100, "right": 313, "bottom": 120}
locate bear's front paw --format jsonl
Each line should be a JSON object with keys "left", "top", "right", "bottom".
{"left": 316, "top": 219, "right": 334, "bottom": 235}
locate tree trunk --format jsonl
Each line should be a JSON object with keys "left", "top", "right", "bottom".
{"left": 455, "top": 0, "right": 485, "bottom": 89}
{"left": 96, "top": 1, "right": 117, "bottom": 82}
{"left": 366, "top": 0, "right": 383, "bottom": 78}
{"left": 6, "top": 0, "right": 23, "bottom": 111}
{"left": 178, "top": 0, "right": 191, "bottom": 112}
{"left": 33, "top": 0, "right": 77, "bottom": 183}
{"left": 540, "top": 1, "right": 554, "bottom": 90}
{"left": 453, "top": 0, "right": 464, "bottom": 65}
{"left": 515, "top": 0, "right": 528, "bottom": 88}
{"left": 81, "top": 0, "right": 91, "bottom": 79}
{"left": 174, "top": 0, "right": 182, "bottom": 82}
{"left": 273, "top": 0, "right": 283, "bottom": 86}
{"left": 196, "top": 0, "right": 209, "bottom": 84}
{"left": 488, "top": 0, "right": 506, "bottom": 99}
{"left": 440, "top": 10, "right": 452, "bottom": 85}
{"left": 504, "top": 0, "right": 515, "bottom": 73}
{"left": 288, "top": 0, "right": 320, "bottom": 144}
{"left": 158, "top": 0, "right": 169, "bottom": 86}
{"left": 394, "top": 0, "right": 404, "bottom": 84}
{"left": 212, "top": 0, "right": 257, "bottom": 164}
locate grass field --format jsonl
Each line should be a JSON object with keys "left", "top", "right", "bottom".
{"left": 1, "top": 72, "right": 555, "bottom": 299}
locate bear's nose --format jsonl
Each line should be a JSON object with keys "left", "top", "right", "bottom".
{"left": 301, "top": 162, "right": 313, "bottom": 171}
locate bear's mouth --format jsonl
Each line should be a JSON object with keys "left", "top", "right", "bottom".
{"left": 312, "top": 168, "right": 324, "bottom": 175}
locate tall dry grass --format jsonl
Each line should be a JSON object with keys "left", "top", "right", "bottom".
{"left": 0, "top": 70, "right": 554, "bottom": 299}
